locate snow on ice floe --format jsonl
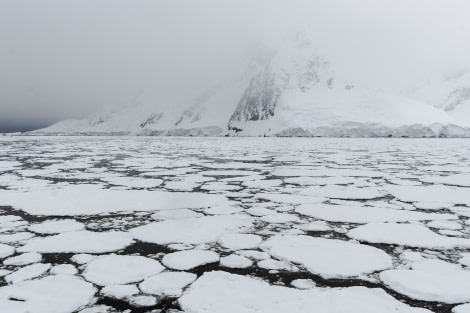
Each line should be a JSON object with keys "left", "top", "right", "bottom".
{"left": 100, "top": 284, "right": 139, "bottom": 300}
{"left": 82, "top": 254, "right": 164, "bottom": 286}
{"left": 291, "top": 279, "right": 316, "bottom": 289}
{"left": 386, "top": 185, "right": 470, "bottom": 205}
{"left": 0, "top": 243, "right": 15, "bottom": 259}
{"left": 261, "top": 235, "right": 392, "bottom": 278}
{"left": 295, "top": 204, "right": 456, "bottom": 223}
{"left": 460, "top": 253, "right": 470, "bottom": 267}
{"left": 5, "top": 263, "right": 51, "bottom": 284}
{"left": 256, "top": 193, "right": 325, "bottom": 205}
{"left": 348, "top": 223, "right": 470, "bottom": 249}
{"left": 179, "top": 271, "right": 431, "bottom": 313}
{"left": 28, "top": 219, "right": 85, "bottom": 234}
{"left": 19, "top": 231, "right": 133, "bottom": 253}
{"left": 420, "top": 174, "right": 470, "bottom": 187}
{"left": 0, "top": 275, "right": 95, "bottom": 313}
{"left": 453, "top": 304, "right": 470, "bottom": 313}
{"left": 50, "top": 264, "right": 78, "bottom": 276}
{"left": 220, "top": 254, "right": 253, "bottom": 268}
{"left": 218, "top": 234, "right": 262, "bottom": 250}
{"left": 380, "top": 259, "right": 470, "bottom": 303}
{"left": 0, "top": 184, "right": 232, "bottom": 216}
{"left": 0, "top": 215, "right": 28, "bottom": 230}
{"left": 151, "top": 209, "right": 203, "bottom": 220}
{"left": 139, "top": 271, "right": 197, "bottom": 297}
{"left": 427, "top": 220, "right": 462, "bottom": 230}
{"left": 0, "top": 232, "right": 35, "bottom": 243}
{"left": 162, "top": 250, "right": 219, "bottom": 270}
{"left": 131, "top": 215, "right": 253, "bottom": 245}
{"left": 71, "top": 254, "right": 95, "bottom": 265}
{"left": 102, "top": 176, "right": 163, "bottom": 188}
{"left": 3, "top": 252, "right": 42, "bottom": 265}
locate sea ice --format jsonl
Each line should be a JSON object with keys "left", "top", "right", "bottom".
{"left": 50, "top": 264, "right": 78, "bottom": 275}
{"left": 380, "top": 259, "right": 470, "bottom": 303}
{"left": 179, "top": 271, "right": 431, "bottom": 313}
{"left": 0, "top": 243, "right": 15, "bottom": 259}
{"left": 19, "top": 230, "right": 133, "bottom": 253}
{"left": 348, "top": 223, "right": 470, "bottom": 249}
{"left": 218, "top": 233, "right": 262, "bottom": 250}
{"left": 139, "top": 271, "right": 197, "bottom": 297}
{"left": 0, "top": 185, "right": 232, "bottom": 216}
{"left": 3, "top": 252, "right": 42, "bottom": 266}
{"left": 28, "top": 219, "right": 85, "bottom": 234}
{"left": 220, "top": 254, "right": 253, "bottom": 268}
{"left": 296, "top": 204, "right": 456, "bottom": 223}
{"left": 82, "top": 254, "right": 164, "bottom": 286}
{"left": 5, "top": 263, "right": 51, "bottom": 284}
{"left": 131, "top": 215, "right": 253, "bottom": 245}
{"left": 262, "top": 235, "right": 392, "bottom": 278}
{"left": 0, "top": 275, "right": 95, "bottom": 313}
{"left": 386, "top": 185, "right": 470, "bottom": 205}
{"left": 101, "top": 284, "right": 139, "bottom": 300}
{"left": 162, "top": 250, "right": 219, "bottom": 270}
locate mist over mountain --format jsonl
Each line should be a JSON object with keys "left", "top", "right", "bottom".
{"left": 36, "top": 33, "right": 470, "bottom": 137}
{"left": 2, "top": 0, "right": 470, "bottom": 136}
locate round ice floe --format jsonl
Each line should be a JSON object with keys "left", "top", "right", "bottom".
{"left": 348, "top": 223, "right": 470, "bottom": 249}
{"left": 257, "top": 259, "right": 292, "bottom": 271}
{"left": 130, "top": 295, "right": 157, "bottom": 307}
{"left": 220, "top": 254, "right": 253, "bottom": 269}
{"left": 0, "top": 232, "right": 35, "bottom": 243}
{"left": 427, "top": 220, "right": 461, "bottom": 230}
{"left": 204, "top": 205, "right": 243, "bottom": 215}
{"left": 131, "top": 215, "right": 253, "bottom": 245}
{"left": 101, "top": 284, "right": 139, "bottom": 300}
{"left": 295, "top": 204, "right": 456, "bottom": 223}
{"left": 413, "top": 202, "right": 453, "bottom": 210}
{"left": 386, "top": 185, "right": 470, "bottom": 205}
{"left": 19, "top": 230, "right": 133, "bottom": 253}
{"left": 453, "top": 303, "right": 470, "bottom": 313}
{"left": 260, "top": 213, "right": 299, "bottom": 223}
{"left": 139, "top": 272, "right": 197, "bottom": 297}
{"left": 5, "top": 263, "right": 51, "bottom": 284}
{"left": 78, "top": 305, "right": 114, "bottom": 313}
{"left": 262, "top": 235, "right": 392, "bottom": 278}
{"left": 179, "top": 271, "right": 432, "bottom": 313}
{"left": 162, "top": 250, "right": 219, "bottom": 270}
{"left": 3, "top": 252, "right": 42, "bottom": 266}
{"left": 380, "top": 260, "right": 470, "bottom": 303}
{"left": 0, "top": 275, "right": 96, "bottom": 313}
{"left": 0, "top": 185, "right": 232, "bottom": 216}
{"left": 297, "top": 221, "right": 331, "bottom": 232}
{"left": 237, "top": 250, "right": 270, "bottom": 261}
{"left": 83, "top": 255, "right": 164, "bottom": 286}
{"left": 151, "top": 209, "right": 203, "bottom": 220}
{"left": 71, "top": 253, "right": 95, "bottom": 265}
{"left": 291, "top": 279, "right": 316, "bottom": 289}
{"left": 28, "top": 219, "right": 85, "bottom": 234}
{"left": 218, "top": 234, "right": 262, "bottom": 250}
{"left": 460, "top": 253, "right": 470, "bottom": 267}
{"left": 0, "top": 243, "right": 15, "bottom": 259}
{"left": 50, "top": 264, "right": 78, "bottom": 275}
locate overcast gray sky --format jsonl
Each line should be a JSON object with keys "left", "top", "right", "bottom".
{"left": 1, "top": 0, "right": 470, "bottom": 130}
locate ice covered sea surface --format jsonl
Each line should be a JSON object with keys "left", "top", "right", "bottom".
{"left": 0, "top": 137, "right": 470, "bottom": 313}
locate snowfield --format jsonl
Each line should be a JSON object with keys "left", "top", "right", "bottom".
{"left": 0, "top": 137, "right": 469, "bottom": 313}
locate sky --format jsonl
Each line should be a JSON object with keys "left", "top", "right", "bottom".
{"left": 1, "top": 0, "right": 470, "bottom": 131}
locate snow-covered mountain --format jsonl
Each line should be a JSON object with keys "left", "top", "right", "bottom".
{"left": 401, "top": 70, "right": 470, "bottom": 126}
{"left": 35, "top": 34, "right": 470, "bottom": 137}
